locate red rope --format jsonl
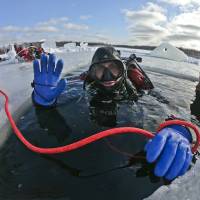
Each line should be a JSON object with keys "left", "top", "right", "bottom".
{"left": 0, "top": 89, "right": 200, "bottom": 154}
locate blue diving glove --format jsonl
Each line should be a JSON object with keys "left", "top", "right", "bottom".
{"left": 32, "top": 54, "right": 67, "bottom": 106}
{"left": 145, "top": 124, "right": 193, "bottom": 180}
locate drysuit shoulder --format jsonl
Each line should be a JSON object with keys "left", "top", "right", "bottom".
{"left": 127, "top": 60, "right": 154, "bottom": 91}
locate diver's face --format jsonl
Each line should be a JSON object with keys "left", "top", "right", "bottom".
{"left": 92, "top": 61, "right": 123, "bottom": 88}
{"left": 95, "top": 62, "right": 121, "bottom": 80}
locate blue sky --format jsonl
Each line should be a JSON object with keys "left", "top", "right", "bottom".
{"left": 0, "top": 0, "right": 140, "bottom": 26}
{"left": 0, "top": 0, "right": 141, "bottom": 40}
{"left": 0, "top": 0, "right": 200, "bottom": 49}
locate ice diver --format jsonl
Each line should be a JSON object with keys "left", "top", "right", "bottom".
{"left": 31, "top": 46, "right": 193, "bottom": 181}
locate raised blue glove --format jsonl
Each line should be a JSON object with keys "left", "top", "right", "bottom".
{"left": 145, "top": 125, "right": 193, "bottom": 180}
{"left": 32, "top": 54, "right": 67, "bottom": 106}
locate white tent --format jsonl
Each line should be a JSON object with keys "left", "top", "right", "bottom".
{"left": 149, "top": 43, "right": 188, "bottom": 62}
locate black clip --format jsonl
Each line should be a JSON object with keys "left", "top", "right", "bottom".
{"left": 31, "top": 81, "right": 35, "bottom": 88}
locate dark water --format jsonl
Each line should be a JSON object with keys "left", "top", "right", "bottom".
{"left": 0, "top": 65, "right": 199, "bottom": 200}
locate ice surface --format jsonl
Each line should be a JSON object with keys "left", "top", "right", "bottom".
{"left": 1, "top": 46, "right": 200, "bottom": 199}
{"left": 141, "top": 55, "right": 199, "bottom": 82}
{"left": 145, "top": 159, "right": 200, "bottom": 200}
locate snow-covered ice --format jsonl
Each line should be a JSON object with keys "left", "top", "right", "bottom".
{"left": 141, "top": 55, "right": 199, "bottom": 82}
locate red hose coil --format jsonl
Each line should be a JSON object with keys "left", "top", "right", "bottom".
{"left": 0, "top": 89, "right": 199, "bottom": 154}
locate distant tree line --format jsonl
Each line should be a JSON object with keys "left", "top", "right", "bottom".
{"left": 179, "top": 47, "right": 200, "bottom": 59}
{"left": 1, "top": 41, "right": 200, "bottom": 59}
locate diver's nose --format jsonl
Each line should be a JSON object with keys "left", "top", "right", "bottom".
{"left": 101, "top": 68, "right": 114, "bottom": 81}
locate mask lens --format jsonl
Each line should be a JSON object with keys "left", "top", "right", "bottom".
{"left": 109, "top": 63, "right": 122, "bottom": 78}
{"left": 92, "top": 61, "right": 123, "bottom": 80}
{"left": 95, "top": 64, "right": 105, "bottom": 80}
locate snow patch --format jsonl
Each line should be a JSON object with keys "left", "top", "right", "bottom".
{"left": 149, "top": 43, "right": 188, "bottom": 62}
{"left": 145, "top": 160, "right": 200, "bottom": 200}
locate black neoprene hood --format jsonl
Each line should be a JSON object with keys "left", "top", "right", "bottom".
{"left": 89, "top": 46, "right": 125, "bottom": 71}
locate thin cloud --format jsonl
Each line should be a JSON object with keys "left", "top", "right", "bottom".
{"left": 33, "top": 26, "right": 59, "bottom": 33}
{"left": 80, "top": 15, "right": 92, "bottom": 20}
{"left": 179, "top": 24, "right": 200, "bottom": 32}
{"left": 1, "top": 25, "right": 59, "bottom": 33}
{"left": 37, "top": 17, "right": 69, "bottom": 26}
{"left": 1, "top": 25, "right": 22, "bottom": 32}
{"left": 63, "top": 23, "right": 89, "bottom": 30}
{"left": 166, "top": 34, "right": 200, "bottom": 41}
{"left": 0, "top": 17, "right": 90, "bottom": 42}
{"left": 157, "top": 0, "right": 200, "bottom": 6}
